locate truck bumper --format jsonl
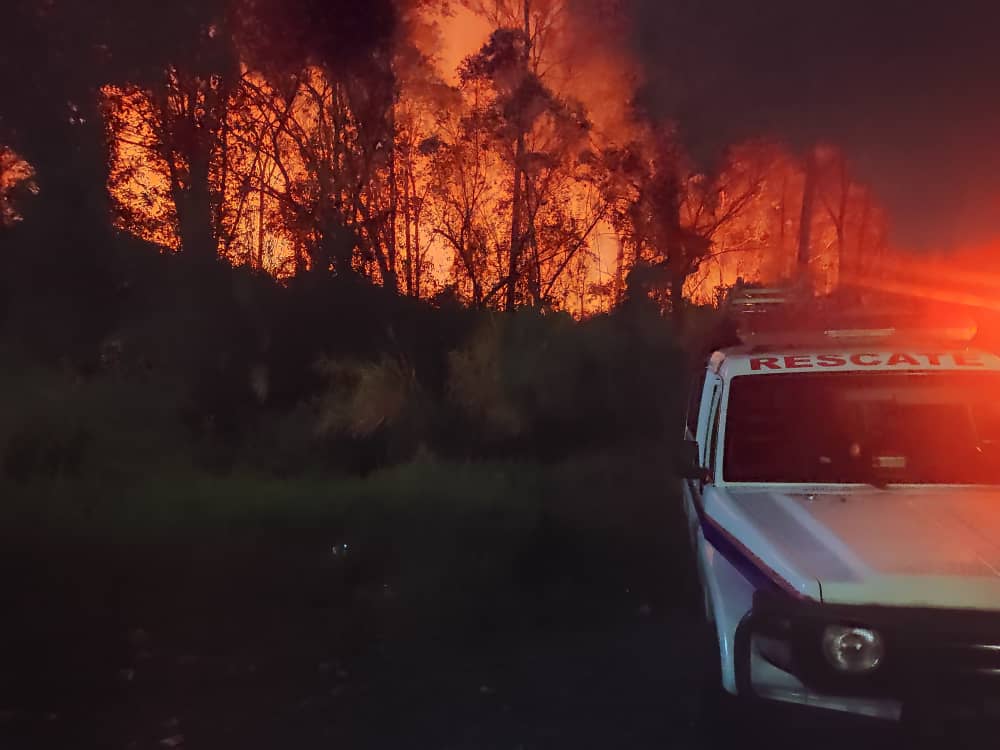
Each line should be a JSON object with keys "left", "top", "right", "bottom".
{"left": 748, "top": 646, "right": 902, "bottom": 721}
{"left": 734, "top": 590, "right": 1000, "bottom": 723}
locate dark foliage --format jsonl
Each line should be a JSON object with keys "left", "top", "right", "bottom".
{"left": 1, "top": 219, "right": 686, "bottom": 480}
{"left": 0, "top": 0, "right": 688, "bottom": 483}
{"left": 238, "top": 0, "right": 397, "bottom": 74}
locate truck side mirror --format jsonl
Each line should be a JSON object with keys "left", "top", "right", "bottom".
{"left": 675, "top": 439, "right": 710, "bottom": 481}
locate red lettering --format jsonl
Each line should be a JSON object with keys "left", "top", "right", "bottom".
{"left": 920, "top": 353, "right": 943, "bottom": 365}
{"left": 850, "top": 353, "right": 881, "bottom": 366}
{"left": 887, "top": 353, "right": 920, "bottom": 366}
{"left": 749, "top": 357, "right": 782, "bottom": 371}
{"left": 784, "top": 355, "right": 812, "bottom": 369}
{"left": 816, "top": 354, "right": 847, "bottom": 367}
{"left": 954, "top": 352, "right": 984, "bottom": 367}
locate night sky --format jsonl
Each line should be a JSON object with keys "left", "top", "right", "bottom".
{"left": 634, "top": 0, "right": 1000, "bottom": 252}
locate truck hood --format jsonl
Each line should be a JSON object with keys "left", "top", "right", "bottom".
{"left": 719, "top": 486, "right": 1000, "bottom": 610}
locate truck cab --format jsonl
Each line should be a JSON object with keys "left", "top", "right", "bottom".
{"left": 680, "top": 292, "right": 1000, "bottom": 721}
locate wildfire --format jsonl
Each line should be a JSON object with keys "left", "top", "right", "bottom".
{"left": 0, "top": 146, "right": 37, "bottom": 226}
{"left": 434, "top": 4, "right": 491, "bottom": 84}
{"left": 103, "top": 71, "right": 301, "bottom": 275}
{"left": 99, "top": 0, "right": 887, "bottom": 316}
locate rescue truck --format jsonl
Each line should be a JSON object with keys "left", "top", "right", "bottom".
{"left": 679, "top": 288, "right": 1000, "bottom": 721}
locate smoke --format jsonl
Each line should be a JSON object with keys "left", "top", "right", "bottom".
{"left": 543, "top": 0, "right": 643, "bottom": 139}
{"left": 430, "top": 0, "right": 643, "bottom": 139}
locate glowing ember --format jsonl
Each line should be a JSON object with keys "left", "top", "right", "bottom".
{"left": 0, "top": 146, "right": 37, "bottom": 226}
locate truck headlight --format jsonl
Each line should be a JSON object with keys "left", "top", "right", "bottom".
{"left": 822, "top": 625, "right": 884, "bottom": 673}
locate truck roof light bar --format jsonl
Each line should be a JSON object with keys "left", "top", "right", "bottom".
{"left": 722, "top": 285, "right": 979, "bottom": 347}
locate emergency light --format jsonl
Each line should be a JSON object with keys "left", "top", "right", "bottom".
{"left": 725, "top": 285, "right": 978, "bottom": 347}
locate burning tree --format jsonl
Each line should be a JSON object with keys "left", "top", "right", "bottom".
{"left": 423, "top": 0, "right": 617, "bottom": 311}
{"left": 95, "top": 0, "right": 889, "bottom": 318}
{"left": 102, "top": 0, "right": 398, "bottom": 278}
{"left": 606, "top": 134, "right": 889, "bottom": 316}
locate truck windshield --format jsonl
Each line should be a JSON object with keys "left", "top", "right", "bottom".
{"left": 723, "top": 371, "right": 1000, "bottom": 484}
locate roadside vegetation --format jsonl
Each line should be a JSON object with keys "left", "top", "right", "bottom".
{"left": 1, "top": 242, "right": 695, "bottom": 535}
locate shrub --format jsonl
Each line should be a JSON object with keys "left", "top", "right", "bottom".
{"left": 445, "top": 307, "right": 684, "bottom": 459}
{"left": 317, "top": 356, "right": 417, "bottom": 438}
{"left": 3, "top": 423, "right": 90, "bottom": 482}
{"left": 315, "top": 355, "right": 430, "bottom": 472}
{"left": 243, "top": 401, "right": 324, "bottom": 478}
{"left": 0, "top": 365, "right": 188, "bottom": 483}
{"left": 446, "top": 318, "right": 525, "bottom": 440}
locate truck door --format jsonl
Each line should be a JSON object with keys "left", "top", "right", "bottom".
{"left": 683, "top": 370, "right": 722, "bottom": 543}
{"left": 697, "top": 374, "right": 723, "bottom": 469}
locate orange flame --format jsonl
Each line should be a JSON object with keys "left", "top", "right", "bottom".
{"left": 100, "top": 2, "right": 884, "bottom": 317}
{"left": 0, "top": 145, "right": 38, "bottom": 226}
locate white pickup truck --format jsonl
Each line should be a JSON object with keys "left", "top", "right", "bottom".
{"left": 679, "top": 307, "right": 1000, "bottom": 722}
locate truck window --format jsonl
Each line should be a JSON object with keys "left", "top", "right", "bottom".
{"left": 723, "top": 371, "right": 1000, "bottom": 484}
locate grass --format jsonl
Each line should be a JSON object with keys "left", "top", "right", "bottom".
{"left": 0, "top": 364, "right": 190, "bottom": 483}
{"left": 0, "top": 446, "right": 703, "bottom": 750}
{"left": 1, "top": 443, "right": 677, "bottom": 535}
{"left": 0, "top": 456, "right": 545, "bottom": 535}
{"left": 0, "top": 444, "right": 684, "bottom": 606}
{"left": 0, "top": 354, "right": 685, "bottom": 615}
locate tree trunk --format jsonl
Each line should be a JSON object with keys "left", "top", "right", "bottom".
{"left": 504, "top": 0, "right": 532, "bottom": 312}
{"left": 855, "top": 188, "right": 871, "bottom": 277}
{"left": 403, "top": 165, "right": 413, "bottom": 296}
{"left": 834, "top": 156, "right": 849, "bottom": 285}
{"left": 218, "top": 113, "right": 231, "bottom": 256}
{"left": 530, "top": 231, "right": 542, "bottom": 306}
{"left": 661, "top": 162, "right": 686, "bottom": 325}
{"left": 506, "top": 135, "right": 525, "bottom": 312}
{"left": 414, "top": 199, "right": 423, "bottom": 298}
{"left": 386, "top": 103, "right": 399, "bottom": 293}
{"left": 778, "top": 176, "right": 788, "bottom": 277}
{"left": 257, "top": 173, "right": 266, "bottom": 269}
{"left": 525, "top": 181, "right": 542, "bottom": 305}
{"left": 613, "top": 233, "right": 625, "bottom": 304}
{"left": 317, "top": 200, "right": 354, "bottom": 277}
{"left": 797, "top": 147, "right": 818, "bottom": 283}
{"left": 380, "top": 264, "right": 399, "bottom": 293}
{"left": 294, "top": 242, "right": 306, "bottom": 275}
{"left": 177, "top": 148, "right": 217, "bottom": 263}
{"left": 669, "top": 259, "right": 686, "bottom": 329}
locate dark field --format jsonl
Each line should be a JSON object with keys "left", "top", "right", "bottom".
{"left": 0, "top": 454, "right": 985, "bottom": 750}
